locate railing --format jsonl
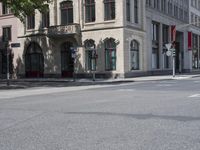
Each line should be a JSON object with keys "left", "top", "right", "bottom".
{"left": 48, "top": 24, "right": 81, "bottom": 37}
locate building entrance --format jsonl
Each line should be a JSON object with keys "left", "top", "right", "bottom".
{"left": 25, "top": 42, "right": 44, "bottom": 78}
{"left": 61, "top": 42, "right": 74, "bottom": 77}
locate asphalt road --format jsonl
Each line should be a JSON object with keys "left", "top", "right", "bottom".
{"left": 0, "top": 77, "right": 200, "bottom": 150}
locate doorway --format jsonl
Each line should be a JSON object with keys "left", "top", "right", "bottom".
{"left": 61, "top": 42, "right": 74, "bottom": 77}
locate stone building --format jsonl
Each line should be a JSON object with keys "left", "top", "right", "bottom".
{"left": 0, "top": 2, "right": 23, "bottom": 78}
{"left": 16, "top": 0, "right": 146, "bottom": 78}
{"left": 146, "top": 0, "right": 190, "bottom": 74}
{"left": 1, "top": 0, "right": 200, "bottom": 79}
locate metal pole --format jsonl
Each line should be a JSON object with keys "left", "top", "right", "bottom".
{"left": 172, "top": 55, "right": 175, "bottom": 78}
{"left": 92, "top": 58, "right": 95, "bottom": 81}
{"left": 73, "top": 59, "right": 76, "bottom": 82}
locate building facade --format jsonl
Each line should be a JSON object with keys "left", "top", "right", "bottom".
{"left": 189, "top": 0, "right": 200, "bottom": 71}
{"left": 16, "top": 0, "right": 146, "bottom": 78}
{"left": 0, "top": 2, "right": 23, "bottom": 78}
{"left": 146, "top": 0, "right": 190, "bottom": 74}
{"left": 1, "top": 0, "right": 200, "bottom": 79}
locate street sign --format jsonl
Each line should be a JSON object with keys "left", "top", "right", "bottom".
{"left": 166, "top": 50, "right": 172, "bottom": 56}
{"left": 11, "top": 43, "right": 20, "bottom": 48}
{"left": 165, "top": 43, "right": 172, "bottom": 51}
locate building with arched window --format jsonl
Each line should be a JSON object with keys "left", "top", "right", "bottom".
{"left": 1, "top": 0, "right": 198, "bottom": 79}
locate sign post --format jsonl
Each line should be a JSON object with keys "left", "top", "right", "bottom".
{"left": 71, "top": 47, "right": 77, "bottom": 82}
{"left": 165, "top": 43, "right": 176, "bottom": 78}
{"left": 171, "top": 48, "right": 176, "bottom": 78}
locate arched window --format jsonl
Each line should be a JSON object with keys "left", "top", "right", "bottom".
{"left": 84, "top": 39, "right": 96, "bottom": 71}
{"left": 104, "top": 0, "right": 115, "bottom": 20}
{"left": 85, "top": 0, "right": 95, "bottom": 23}
{"left": 104, "top": 38, "right": 116, "bottom": 70}
{"left": 60, "top": 1, "right": 73, "bottom": 25}
{"left": 130, "top": 40, "right": 139, "bottom": 70}
{"left": 25, "top": 42, "right": 44, "bottom": 77}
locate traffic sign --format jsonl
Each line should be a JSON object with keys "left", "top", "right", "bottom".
{"left": 11, "top": 43, "right": 20, "bottom": 48}
{"left": 165, "top": 43, "right": 172, "bottom": 51}
{"left": 166, "top": 50, "right": 172, "bottom": 56}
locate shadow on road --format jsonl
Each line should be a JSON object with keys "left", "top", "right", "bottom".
{"left": 64, "top": 112, "right": 200, "bottom": 122}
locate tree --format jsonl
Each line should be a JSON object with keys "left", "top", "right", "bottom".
{"left": 0, "top": 0, "right": 52, "bottom": 22}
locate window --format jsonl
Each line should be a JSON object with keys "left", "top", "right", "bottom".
{"left": 85, "top": 0, "right": 95, "bottom": 23}
{"left": 152, "top": 23, "right": 159, "bottom": 41}
{"left": 192, "top": 34, "right": 199, "bottom": 69}
{"left": 134, "top": 0, "right": 139, "bottom": 23}
{"left": 168, "top": 1, "right": 173, "bottom": 16}
{"left": 174, "top": 5, "right": 178, "bottom": 18}
{"left": 151, "top": 22, "right": 159, "bottom": 69}
{"left": 126, "top": 0, "right": 131, "bottom": 22}
{"left": 2, "top": 2, "right": 11, "bottom": 15}
{"left": 84, "top": 39, "right": 96, "bottom": 71}
{"left": 2, "top": 27, "right": 11, "bottom": 42}
{"left": 161, "top": 0, "right": 167, "bottom": 12}
{"left": 130, "top": 40, "right": 139, "bottom": 70}
{"left": 60, "top": 1, "right": 73, "bottom": 25}
{"left": 27, "top": 14, "right": 35, "bottom": 29}
{"left": 104, "top": 0, "right": 115, "bottom": 20}
{"left": 104, "top": 38, "right": 116, "bottom": 70}
{"left": 162, "top": 25, "right": 170, "bottom": 69}
{"left": 42, "top": 6, "right": 50, "bottom": 28}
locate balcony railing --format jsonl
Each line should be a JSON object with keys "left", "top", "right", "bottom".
{"left": 48, "top": 24, "right": 81, "bottom": 37}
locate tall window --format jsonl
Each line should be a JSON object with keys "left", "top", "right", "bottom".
{"left": 130, "top": 40, "right": 139, "bottom": 70}
{"left": 2, "top": 27, "right": 11, "bottom": 42}
{"left": 27, "top": 14, "right": 35, "bottom": 29}
{"left": 2, "top": 2, "right": 11, "bottom": 15}
{"left": 104, "top": 38, "right": 116, "bottom": 71}
{"left": 168, "top": 1, "right": 173, "bottom": 16}
{"left": 192, "top": 34, "right": 199, "bottom": 69}
{"left": 126, "top": 0, "right": 131, "bottom": 21}
{"left": 84, "top": 39, "right": 96, "bottom": 71}
{"left": 42, "top": 6, "right": 50, "bottom": 28}
{"left": 162, "top": 25, "right": 170, "bottom": 69}
{"left": 104, "top": 0, "right": 115, "bottom": 20}
{"left": 152, "top": 22, "right": 159, "bottom": 69}
{"left": 60, "top": 1, "right": 73, "bottom": 25}
{"left": 85, "top": 0, "right": 95, "bottom": 23}
{"left": 134, "top": 0, "right": 138, "bottom": 23}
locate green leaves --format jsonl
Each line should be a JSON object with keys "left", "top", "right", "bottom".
{"left": 0, "top": 0, "right": 52, "bottom": 22}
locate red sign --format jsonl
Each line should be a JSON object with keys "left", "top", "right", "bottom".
{"left": 188, "top": 32, "right": 192, "bottom": 50}
{"left": 171, "top": 25, "right": 176, "bottom": 42}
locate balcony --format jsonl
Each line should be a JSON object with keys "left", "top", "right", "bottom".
{"left": 48, "top": 24, "right": 81, "bottom": 38}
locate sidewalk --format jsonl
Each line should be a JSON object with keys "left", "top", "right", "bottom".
{"left": 0, "top": 74, "right": 200, "bottom": 90}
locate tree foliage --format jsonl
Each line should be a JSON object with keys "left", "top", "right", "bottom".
{"left": 0, "top": 0, "right": 52, "bottom": 22}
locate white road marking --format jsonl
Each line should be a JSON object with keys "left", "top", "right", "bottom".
{"left": 117, "top": 89, "right": 135, "bottom": 92}
{"left": 156, "top": 84, "right": 172, "bottom": 87}
{"left": 189, "top": 94, "right": 200, "bottom": 98}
